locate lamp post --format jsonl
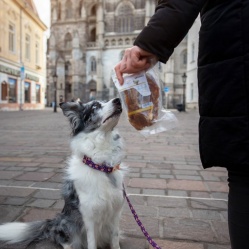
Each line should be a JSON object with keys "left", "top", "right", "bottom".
{"left": 53, "top": 72, "right": 58, "bottom": 113}
{"left": 182, "top": 72, "right": 187, "bottom": 112}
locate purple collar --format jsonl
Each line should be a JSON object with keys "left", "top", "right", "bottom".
{"left": 83, "top": 155, "right": 120, "bottom": 173}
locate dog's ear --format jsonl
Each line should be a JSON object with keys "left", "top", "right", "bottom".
{"left": 60, "top": 102, "right": 83, "bottom": 135}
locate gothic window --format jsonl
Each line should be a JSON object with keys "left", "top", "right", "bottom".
{"left": 125, "top": 38, "right": 130, "bottom": 45}
{"left": 105, "top": 39, "right": 109, "bottom": 46}
{"left": 90, "top": 57, "right": 97, "bottom": 73}
{"left": 58, "top": 2, "right": 61, "bottom": 20}
{"left": 79, "top": 1, "right": 83, "bottom": 18}
{"left": 116, "top": 3, "right": 134, "bottom": 33}
{"left": 118, "top": 39, "right": 123, "bottom": 45}
{"left": 65, "top": 0, "right": 73, "bottom": 19}
{"left": 111, "top": 39, "right": 116, "bottom": 46}
{"left": 9, "top": 22, "right": 15, "bottom": 52}
{"left": 90, "top": 28, "right": 96, "bottom": 42}
{"left": 65, "top": 33, "right": 72, "bottom": 49}
{"left": 91, "top": 5, "right": 97, "bottom": 16}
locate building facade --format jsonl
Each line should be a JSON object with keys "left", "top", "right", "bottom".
{"left": 47, "top": 0, "right": 198, "bottom": 109}
{"left": 0, "top": 0, "right": 47, "bottom": 111}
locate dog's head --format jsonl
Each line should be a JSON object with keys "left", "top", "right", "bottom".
{"left": 60, "top": 98, "right": 122, "bottom": 135}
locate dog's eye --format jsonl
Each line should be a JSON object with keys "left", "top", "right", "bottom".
{"left": 92, "top": 103, "right": 101, "bottom": 110}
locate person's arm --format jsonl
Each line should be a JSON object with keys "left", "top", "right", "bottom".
{"left": 135, "top": 0, "right": 206, "bottom": 63}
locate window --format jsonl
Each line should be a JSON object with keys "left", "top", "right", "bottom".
{"left": 8, "top": 78, "right": 17, "bottom": 103}
{"left": 35, "top": 41, "right": 39, "bottom": 65}
{"left": 24, "top": 82, "right": 31, "bottom": 103}
{"left": 36, "top": 84, "right": 41, "bottom": 103}
{"left": 180, "top": 50, "right": 187, "bottom": 68}
{"left": 79, "top": 1, "right": 83, "bottom": 17}
{"left": 90, "top": 28, "right": 96, "bottom": 42}
{"left": 91, "top": 5, "right": 97, "bottom": 16}
{"left": 58, "top": 3, "right": 61, "bottom": 20}
{"left": 116, "top": 3, "right": 134, "bottom": 33}
{"left": 25, "top": 34, "right": 31, "bottom": 60}
{"left": 65, "top": 0, "right": 73, "bottom": 19}
{"left": 9, "top": 23, "right": 15, "bottom": 52}
{"left": 90, "top": 57, "right": 97, "bottom": 73}
{"left": 65, "top": 33, "right": 72, "bottom": 49}
{"left": 191, "top": 43, "right": 195, "bottom": 62}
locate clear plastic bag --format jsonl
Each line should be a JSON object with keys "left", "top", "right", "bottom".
{"left": 112, "top": 65, "right": 178, "bottom": 136}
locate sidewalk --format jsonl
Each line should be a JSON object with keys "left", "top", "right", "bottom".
{"left": 0, "top": 108, "right": 230, "bottom": 249}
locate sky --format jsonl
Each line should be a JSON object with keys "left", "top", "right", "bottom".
{"left": 33, "top": 0, "right": 51, "bottom": 29}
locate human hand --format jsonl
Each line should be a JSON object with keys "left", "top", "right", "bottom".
{"left": 114, "top": 46, "right": 157, "bottom": 85}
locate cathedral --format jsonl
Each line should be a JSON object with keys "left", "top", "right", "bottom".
{"left": 46, "top": 0, "right": 199, "bottom": 109}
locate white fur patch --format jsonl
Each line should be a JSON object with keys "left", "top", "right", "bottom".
{"left": 0, "top": 222, "right": 29, "bottom": 244}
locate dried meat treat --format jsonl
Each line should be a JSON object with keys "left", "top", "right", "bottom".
{"left": 124, "top": 73, "right": 160, "bottom": 130}
{"left": 147, "top": 73, "right": 159, "bottom": 119}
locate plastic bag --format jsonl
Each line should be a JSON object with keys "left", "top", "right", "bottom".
{"left": 112, "top": 65, "right": 178, "bottom": 136}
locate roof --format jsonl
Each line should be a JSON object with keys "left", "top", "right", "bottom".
{"left": 24, "top": 0, "right": 39, "bottom": 17}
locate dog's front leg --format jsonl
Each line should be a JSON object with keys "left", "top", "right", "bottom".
{"left": 85, "top": 219, "right": 97, "bottom": 249}
{"left": 110, "top": 215, "right": 121, "bottom": 249}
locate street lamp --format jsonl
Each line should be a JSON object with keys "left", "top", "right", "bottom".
{"left": 182, "top": 72, "right": 187, "bottom": 112}
{"left": 53, "top": 72, "right": 58, "bottom": 113}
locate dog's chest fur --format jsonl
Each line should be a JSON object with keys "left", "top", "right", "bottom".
{"left": 66, "top": 130, "right": 126, "bottom": 245}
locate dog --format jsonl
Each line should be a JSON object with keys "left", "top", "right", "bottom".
{"left": 0, "top": 98, "right": 126, "bottom": 249}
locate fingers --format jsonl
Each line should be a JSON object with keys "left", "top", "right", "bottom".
{"left": 114, "top": 62, "right": 124, "bottom": 85}
{"left": 114, "top": 46, "right": 157, "bottom": 85}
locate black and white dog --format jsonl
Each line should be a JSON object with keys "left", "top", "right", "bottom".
{"left": 0, "top": 98, "right": 126, "bottom": 249}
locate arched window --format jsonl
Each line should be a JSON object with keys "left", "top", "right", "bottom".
{"left": 118, "top": 39, "right": 123, "bottom": 45}
{"left": 65, "top": 0, "right": 73, "bottom": 19}
{"left": 90, "top": 28, "right": 96, "bottom": 42}
{"left": 116, "top": 3, "right": 134, "bottom": 33}
{"left": 65, "top": 33, "right": 72, "bottom": 49}
{"left": 90, "top": 57, "right": 97, "bottom": 73}
{"left": 125, "top": 38, "right": 130, "bottom": 45}
{"left": 105, "top": 39, "right": 109, "bottom": 46}
{"left": 91, "top": 5, "right": 97, "bottom": 16}
{"left": 58, "top": 2, "right": 61, "bottom": 20}
{"left": 79, "top": 1, "right": 83, "bottom": 18}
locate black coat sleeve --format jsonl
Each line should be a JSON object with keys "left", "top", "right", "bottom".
{"left": 134, "top": 0, "right": 207, "bottom": 63}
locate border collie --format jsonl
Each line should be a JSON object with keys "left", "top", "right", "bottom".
{"left": 0, "top": 98, "right": 126, "bottom": 249}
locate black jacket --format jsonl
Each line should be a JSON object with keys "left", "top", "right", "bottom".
{"left": 135, "top": 0, "right": 249, "bottom": 169}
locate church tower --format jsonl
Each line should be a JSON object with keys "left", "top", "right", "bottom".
{"left": 46, "top": 0, "right": 155, "bottom": 104}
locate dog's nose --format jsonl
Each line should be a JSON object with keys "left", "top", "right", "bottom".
{"left": 59, "top": 102, "right": 65, "bottom": 108}
{"left": 112, "top": 98, "right": 121, "bottom": 105}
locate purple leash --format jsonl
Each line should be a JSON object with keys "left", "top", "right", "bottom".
{"left": 82, "top": 155, "right": 162, "bottom": 249}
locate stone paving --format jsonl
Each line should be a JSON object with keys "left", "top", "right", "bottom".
{"left": 0, "top": 108, "right": 230, "bottom": 249}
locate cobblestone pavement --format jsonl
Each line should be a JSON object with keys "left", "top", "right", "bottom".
{"left": 0, "top": 108, "right": 230, "bottom": 249}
